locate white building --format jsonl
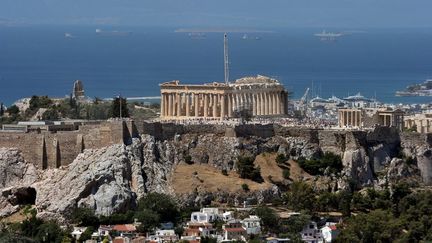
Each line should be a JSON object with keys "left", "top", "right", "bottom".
{"left": 190, "top": 208, "right": 220, "bottom": 223}
{"left": 148, "top": 229, "right": 178, "bottom": 243}
{"left": 321, "top": 223, "right": 339, "bottom": 243}
{"left": 241, "top": 215, "right": 261, "bottom": 235}
{"left": 301, "top": 221, "right": 324, "bottom": 243}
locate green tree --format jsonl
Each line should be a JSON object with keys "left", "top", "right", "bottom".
{"left": 78, "top": 226, "right": 94, "bottom": 242}
{"left": 137, "top": 193, "right": 179, "bottom": 223}
{"left": 253, "top": 206, "right": 280, "bottom": 233}
{"left": 335, "top": 210, "right": 403, "bottom": 243}
{"left": 6, "top": 105, "right": 20, "bottom": 116}
{"left": 283, "top": 181, "right": 316, "bottom": 212}
{"left": 236, "top": 156, "right": 263, "bottom": 183}
{"left": 42, "top": 108, "right": 59, "bottom": 120}
{"left": 135, "top": 209, "right": 160, "bottom": 233}
{"left": 110, "top": 97, "right": 129, "bottom": 118}
{"left": 70, "top": 207, "right": 100, "bottom": 227}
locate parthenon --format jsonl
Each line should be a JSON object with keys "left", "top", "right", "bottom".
{"left": 160, "top": 75, "right": 289, "bottom": 120}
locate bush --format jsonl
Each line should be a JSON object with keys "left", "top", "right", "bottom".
{"left": 70, "top": 207, "right": 100, "bottom": 227}
{"left": 241, "top": 183, "right": 250, "bottom": 192}
{"left": 221, "top": 169, "right": 228, "bottom": 176}
{"left": 276, "top": 154, "right": 288, "bottom": 165}
{"left": 6, "top": 105, "right": 20, "bottom": 115}
{"left": 282, "top": 169, "right": 290, "bottom": 179}
{"left": 237, "top": 156, "right": 263, "bottom": 183}
{"left": 184, "top": 155, "right": 193, "bottom": 165}
{"left": 297, "top": 152, "right": 342, "bottom": 175}
{"left": 137, "top": 193, "right": 179, "bottom": 223}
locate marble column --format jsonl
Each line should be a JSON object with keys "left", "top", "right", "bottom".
{"left": 252, "top": 93, "right": 257, "bottom": 116}
{"left": 212, "top": 94, "right": 218, "bottom": 118}
{"left": 185, "top": 93, "right": 190, "bottom": 117}
{"left": 227, "top": 94, "right": 232, "bottom": 117}
{"left": 168, "top": 93, "right": 173, "bottom": 117}
{"left": 194, "top": 94, "right": 199, "bottom": 117}
{"left": 264, "top": 93, "right": 269, "bottom": 115}
{"left": 221, "top": 94, "right": 226, "bottom": 119}
{"left": 276, "top": 92, "right": 281, "bottom": 114}
{"left": 204, "top": 94, "right": 208, "bottom": 118}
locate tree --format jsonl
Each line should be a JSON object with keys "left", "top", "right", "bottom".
{"left": 70, "top": 207, "right": 99, "bottom": 227}
{"left": 283, "top": 181, "right": 316, "bottom": 212}
{"left": 110, "top": 97, "right": 129, "bottom": 118}
{"left": 0, "top": 103, "right": 4, "bottom": 116}
{"left": 253, "top": 206, "right": 280, "bottom": 232}
{"left": 335, "top": 210, "right": 402, "bottom": 243}
{"left": 29, "top": 96, "right": 53, "bottom": 111}
{"left": 6, "top": 105, "right": 20, "bottom": 116}
{"left": 136, "top": 193, "right": 179, "bottom": 223}
{"left": 236, "top": 156, "right": 263, "bottom": 183}
{"left": 135, "top": 209, "right": 160, "bottom": 233}
{"left": 42, "top": 108, "right": 59, "bottom": 120}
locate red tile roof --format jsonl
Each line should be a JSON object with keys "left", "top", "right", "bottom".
{"left": 224, "top": 227, "right": 246, "bottom": 233}
{"left": 113, "top": 224, "right": 137, "bottom": 232}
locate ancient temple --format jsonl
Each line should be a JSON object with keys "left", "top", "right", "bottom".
{"left": 159, "top": 75, "right": 289, "bottom": 120}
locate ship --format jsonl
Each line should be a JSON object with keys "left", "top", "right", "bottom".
{"left": 314, "top": 30, "right": 344, "bottom": 41}
{"left": 395, "top": 80, "right": 432, "bottom": 96}
{"left": 242, "top": 34, "right": 261, "bottom": 40}
{"left": 95, "top": 29, "right": 132, "bottom": 36}
{"left": 64, "top": 33, "right": 74, "bottom": 38}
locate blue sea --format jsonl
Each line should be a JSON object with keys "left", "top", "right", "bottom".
{"left": 1, "top": 26, "right": 432, "bottom": 106}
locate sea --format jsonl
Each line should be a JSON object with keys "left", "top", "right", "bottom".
{"left": 1, "top": 26, "right": 432, "bottom": 106}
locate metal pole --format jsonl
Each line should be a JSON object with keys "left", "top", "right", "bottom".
{"left": 224, "top": 33, "right": 229, "bottom": 84}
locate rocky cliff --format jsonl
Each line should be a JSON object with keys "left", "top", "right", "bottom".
{"left": 0, "top": 124, "right": 431, "bottom": 222}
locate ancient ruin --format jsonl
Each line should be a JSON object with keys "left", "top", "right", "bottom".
{"left": 159, "top": 75, "right": 289, "bottom": 120}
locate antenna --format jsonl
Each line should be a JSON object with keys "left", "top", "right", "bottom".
{"left": 224, "top": 33, "right": 229, "bottom": 84}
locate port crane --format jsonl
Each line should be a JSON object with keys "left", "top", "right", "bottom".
{"left": 299, "top": 88, "right": 310, "bottom": 117}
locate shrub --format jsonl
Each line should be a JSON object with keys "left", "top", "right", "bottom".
{"left": 276, "top": 154, "right": 288, "bottom": 165}
{"left": 184, "top": 155, "right": 193, "bottom": 165}
{"left": 237, "top": 156, "right": 263, "bottom": 183}
{"left": 282, "top": 169, "right": 290, "bottom": 179}
{"left": 241, "top": 183, "right": 250, "bottom": 192}
{"left": 221, "top": 169, "right": 228, "bottom": 176}
{"left": 297, "top": 152, "right": 342, "bottom": 175}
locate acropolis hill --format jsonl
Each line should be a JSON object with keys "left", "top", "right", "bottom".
{"left": 0, "top": 118, "right": 431, "bottom": 221}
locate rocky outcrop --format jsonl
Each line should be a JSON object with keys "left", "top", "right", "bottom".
{"left": 34, "top": 144, "right": 137, "bottom": 219}
{"left": 0, "top": 125, "right": 431, "bottom": 221}
{"left": 0, "top": 148, "right": 38, "bottom": 217}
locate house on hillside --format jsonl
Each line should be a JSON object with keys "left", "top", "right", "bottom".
{"left": 241, "top": 215, "right": 261, "bottom": 235}
{"left": 321, "top": 223, "right": 339, "bottom": 242}
{"left": 301, "top": 221, "right": 323, "bottom": 243}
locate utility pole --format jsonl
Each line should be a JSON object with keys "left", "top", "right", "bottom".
{"left": 224, "top": 33, "right": 229, "bottom": 84}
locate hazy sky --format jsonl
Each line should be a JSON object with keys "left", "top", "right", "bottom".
{"left": 1, "top": 0, "right": 432, "bottom": 28}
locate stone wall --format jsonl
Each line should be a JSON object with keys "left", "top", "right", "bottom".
{"left": 0, "top": 121, "right": 136, "bottom": 169}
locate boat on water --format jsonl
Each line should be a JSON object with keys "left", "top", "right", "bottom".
{"left": 242, "top": 34, "right": 261, "bottom": 40}
{"left": 95, "top": 29, "right": 132, "bottom": 36}
{"left": 395, "top": 80, "right": 432, "bottom": 96}
{"left": 64, "top": 33, "right": 74, "bottom": 38}
{"left": 188, "top": 32, "right": 206, "bottom": 39}
{"left": 314, "top": 30, "right": 344, "bottom": 41}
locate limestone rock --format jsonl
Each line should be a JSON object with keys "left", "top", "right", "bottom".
{"left": 341, "top": 148, "right": 374, "bottom": 187}
{"left": 34, "top": 144, "right": 136, "bottom": 218}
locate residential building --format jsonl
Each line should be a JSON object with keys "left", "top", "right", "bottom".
{"left": 241, "top": 215, "right": 261, "bottom": 235}
{"left": 301, "top": 221, "right": 323, "bottom": 243}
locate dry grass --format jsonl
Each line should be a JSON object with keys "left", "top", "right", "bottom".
{"left": 171, "top": 163, "right": 273, "bottom": 194}
{"left": 171, "top": 153, "right": 314, "bottom": 194}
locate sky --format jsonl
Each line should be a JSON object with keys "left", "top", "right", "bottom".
{"left": 1, "top": 0, "right": 432, "bottom": 28}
